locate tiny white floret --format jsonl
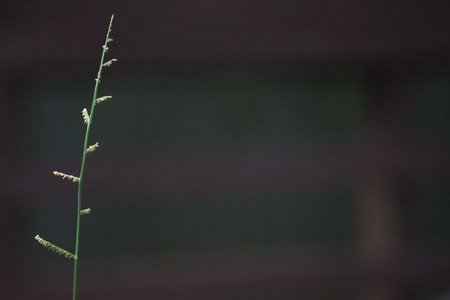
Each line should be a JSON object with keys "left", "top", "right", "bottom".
{"left": 82, "top": 108, "right": 90, "bottom": 125}
{"left": 86, "top": 142, "right": 99, "bottom": 153}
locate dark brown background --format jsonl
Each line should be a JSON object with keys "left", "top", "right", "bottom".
{"left": 1, "top": 0, "right": 450, "bottom": 299}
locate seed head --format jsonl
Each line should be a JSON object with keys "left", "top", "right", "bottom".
{"left": 96, "top": 95, "right": 112, "bottom": 104}
{"left": 53, "top": 171, "right": 79, "bottom": 183}
{"left": 80, "top": 208, "right": 91, "bottom": 216}
{"left": 82, "top": 108, "right": 90, "bottom": 125}
{"left": 35, "top": 235, "right": 75, "bottom": 259}
{"left": 103, "top": 59, "right": 117, "bottom": 67}
{"left": 86, "top": 142, "right": 99, "bottom": 153}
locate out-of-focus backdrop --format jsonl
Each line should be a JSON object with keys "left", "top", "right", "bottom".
{"left": 1, "top": 1, "right": 450, "bottom": 299}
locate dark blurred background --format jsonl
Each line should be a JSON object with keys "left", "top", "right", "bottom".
{"left": 1, "top": 1, "right": 450, "bottom": 299}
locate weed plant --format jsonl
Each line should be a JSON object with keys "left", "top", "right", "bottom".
{"left": 34, "top": 15, "right": 117, "bottom": 300}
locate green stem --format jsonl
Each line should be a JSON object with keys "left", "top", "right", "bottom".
{"left": 72, "top": 15, "right": 114, "bottom": 300}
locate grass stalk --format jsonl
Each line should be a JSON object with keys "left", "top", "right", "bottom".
{"left": 34, "top": 14, "right": 117, "bottom": 300}
{"left": 72, "top": 15, "right": 115, "bottom": 300}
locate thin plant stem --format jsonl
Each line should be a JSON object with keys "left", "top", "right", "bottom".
{"left": 72, "top": 15, "right": 114, "bottom": 300}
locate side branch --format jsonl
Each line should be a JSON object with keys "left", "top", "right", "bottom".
{"left": 53, "top": 171, "right": 79, "bottom": 183}
{"left": 35, "top": 235, "right": 76, "bottom": 259}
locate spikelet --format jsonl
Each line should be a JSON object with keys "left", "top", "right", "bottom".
{"left": 96, "top": 96, "right": 112, "bottom": 104}
{"left": 35, "top": 235, "right": 76, "bottom": 259}
{"left": 82, "top": 108, "right": 90, "bottom": 124}
{"left": 86, "top": 142, "right": 99, "bottom": 153}
{"left": 53, "top": 171, "right": 79, "bottom": 183}
{"left": 80, "top": 208, "right": 91, "bottom": 216}
{"left": 103, "top": 59, "right": 117, "bottom": 67}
